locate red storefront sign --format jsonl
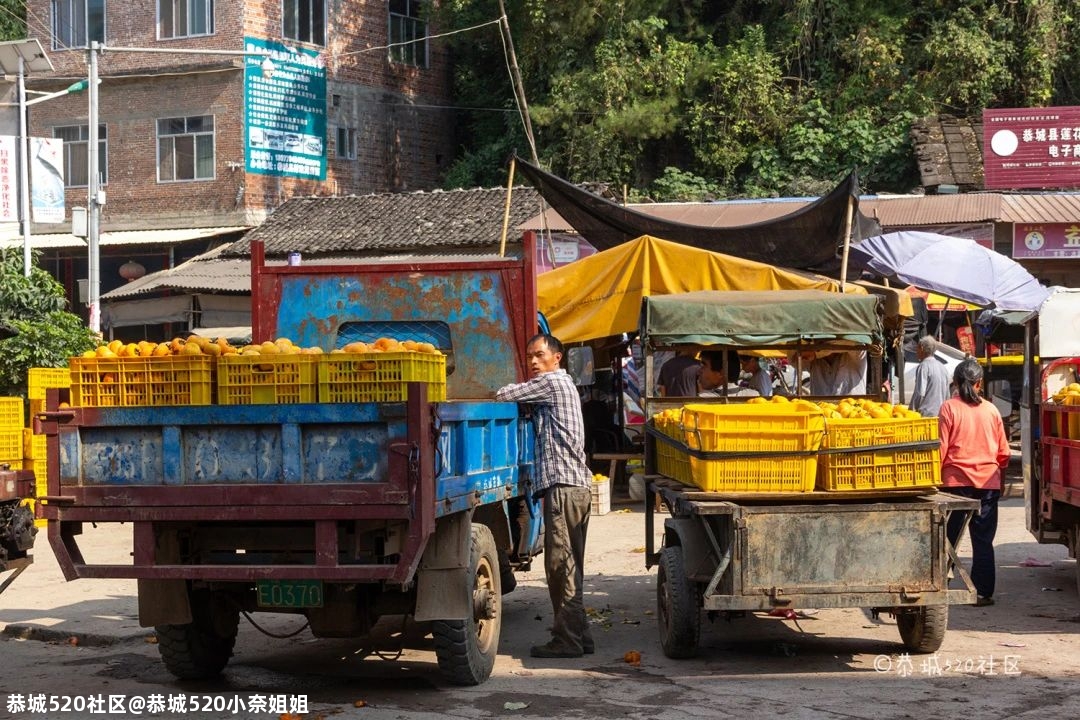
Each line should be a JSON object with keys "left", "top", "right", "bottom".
{"left": 1013, "top": 222, "right": 1080, "bottom": 259}
{"left": 983, "top": 106, "right": 1080, "bottom": 190}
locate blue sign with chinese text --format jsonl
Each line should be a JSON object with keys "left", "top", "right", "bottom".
{"left": 243, "top": 37, "right": 326, "bottom": 180}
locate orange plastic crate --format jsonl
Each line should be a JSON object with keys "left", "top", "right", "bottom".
{"left": 218, "top": 354, "right": 318, "bottom": 405}
{"left": 318, "top": 352, "right": 447, "bottom": 403}
{"left": 818, "top": 416, "right": 941, "bottom": 491}
{"left": 0, "top": 397, "right": 22, "bottom": 430}
{"left": 70, "top": 356, "right": 214, "bottom": 407}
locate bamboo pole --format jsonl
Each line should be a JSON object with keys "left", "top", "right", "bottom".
{"left": 499, "top": 156, "right": 516, "bottom": 257}
{"left": 838, "top": 195, "right": 855, "bottom": 292}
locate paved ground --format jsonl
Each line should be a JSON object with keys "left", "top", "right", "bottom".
{"left": 1, "top": 464, "right": 1079, "bottom": 719}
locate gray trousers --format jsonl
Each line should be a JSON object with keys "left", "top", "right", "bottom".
{"left": 543, "top": 484, "right": 592, "bottom": 651}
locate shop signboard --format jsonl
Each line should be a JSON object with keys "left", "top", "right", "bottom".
{"left": 1013, "top": 222, "right": 1080, "bottom": 259}
{"left": 983, "top": 106, "right": 1080, "bottom": 190}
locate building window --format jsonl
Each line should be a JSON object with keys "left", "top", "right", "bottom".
{"left": 159, "top": 0, "right": 214, "bottom": 39}
{"left": 157, "top": 115, "right": 215, "bottom": 182}
{"left": 53, "top": 124, "right": 107, "bottom": 187}
{"left": 283, "top": 0, "right": 325, "bottom": 46}
{"left": 335, "top": 127, "right": 356, "bottom": 160}
{"left": 52, "top": 0, "right": 106, "bottom": 49}
{"left": 389, "top": 0, "right": 427, "bottom": 67}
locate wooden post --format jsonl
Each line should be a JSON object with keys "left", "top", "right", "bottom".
{"left": 499, "top": 156, "right": 516, "bottom": 257}
{"left": 838, "top": 195, "right": 855, "bottom": 292}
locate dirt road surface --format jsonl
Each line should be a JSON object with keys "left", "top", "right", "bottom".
{"left": 1, "top": 476, "right": 1078, "bottom": 720}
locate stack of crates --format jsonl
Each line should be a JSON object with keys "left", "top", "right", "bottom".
{"left": 0, "top": 397, "right": 22, "bottom": 469}
{"left": 27, "top": 367, "right": 71, "bottom": 528}
{"left": 652, "top": 411, "right": 692, "bottom": 484}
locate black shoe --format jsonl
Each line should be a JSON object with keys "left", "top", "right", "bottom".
{"left": 530, "top": 641, "right": 583, "bottom": 658}
{"left": 975, "top": 596, "right": 995, "bottom": 607}
{"left": 500, "top": 571, "right": 517, "bottom": 594}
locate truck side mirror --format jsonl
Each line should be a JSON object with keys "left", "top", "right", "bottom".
{"left": 567, "top": 347, "right": 595, "bottom": 386}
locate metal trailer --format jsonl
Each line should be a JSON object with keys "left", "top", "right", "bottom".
{"left": 636, "top": 290, "right": 979, "bottom": 659}
{"left": 644, "top": 477, "right": 978, "bottom": 658}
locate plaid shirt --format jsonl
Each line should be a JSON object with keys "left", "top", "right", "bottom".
{"left": 496, "top": 369, "right": 592, "bottom": 495}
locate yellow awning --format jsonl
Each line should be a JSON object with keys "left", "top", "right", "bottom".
{"left": 538, "top": 235, "right": 864, "bottom": 343}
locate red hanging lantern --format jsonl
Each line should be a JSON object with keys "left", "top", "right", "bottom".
{"left": 119, "top": 260, "right": 146, "bottom": 282}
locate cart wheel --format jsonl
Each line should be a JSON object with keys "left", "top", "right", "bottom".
{"left": 657, "top": 545, "right": 699, "bottom": 658}
{"left": 896, "top": 605, "right": 948, "bottom": 653}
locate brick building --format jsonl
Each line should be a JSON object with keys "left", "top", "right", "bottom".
{"left": 10, "top": 0, "right": 456, "bottom": 312}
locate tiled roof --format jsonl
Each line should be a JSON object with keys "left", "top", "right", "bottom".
{"left": 102, "top": 243, "right": 251, "bottom": 299}
{"left": 227, "top": 187, "right": 544, "bottom": 257}
{"left": 910, "top": 115, "right": 985, "bottom": 190}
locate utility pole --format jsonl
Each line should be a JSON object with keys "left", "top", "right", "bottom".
{"left": 87, "top": 42, "right": 101, "bottom": 333}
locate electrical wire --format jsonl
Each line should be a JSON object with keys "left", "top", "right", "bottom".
{"left": 333, "top": 16, "right": 502, "bottom": 59}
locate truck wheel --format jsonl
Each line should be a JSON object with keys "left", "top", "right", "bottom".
{"left": 657, "top": 545, "right": 699, "bottom": 658}
{"left": 155, "top": 590, "right": 239, "bottom": 680}
{"left": 896, "top": 605, "right": 948, "bottom": 653}
{"left": 433, "top": 524, "right": 501, "bottom": 685}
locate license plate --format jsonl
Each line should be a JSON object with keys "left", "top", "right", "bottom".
{"left": 256, "top": 580, "right": 324, "bottom": 608}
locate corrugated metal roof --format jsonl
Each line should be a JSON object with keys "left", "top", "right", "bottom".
{"left": 861, "top": 194, "right": 1004, "bottom": 226}
{"left": 1000, "top": 194, "right": 1080, "bottom": 223}
{"left": 228, "top": 187, "right": 543, "bottom": 257}
{"left": 0, "top": 226, "right": 249, "bottom": 250}
{"left": 103, "top": 242, "right": 250, "bottom": 299}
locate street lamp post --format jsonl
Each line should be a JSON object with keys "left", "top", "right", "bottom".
{"left": 83, "top": 44, "right": 274, "bottom": 333}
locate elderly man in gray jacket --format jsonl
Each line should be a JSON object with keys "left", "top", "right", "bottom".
{"left": 911, "top": 335, "right": 952, "bottom": 417}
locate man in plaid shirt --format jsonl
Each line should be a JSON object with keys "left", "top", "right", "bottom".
{"left": 496, "top": 333, "right": 595, "bottom": 658}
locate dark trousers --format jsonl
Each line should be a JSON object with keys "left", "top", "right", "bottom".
{"left": 946, "top": 486, "right": 1000, "bottom": 599}
{"left": 542, "top": 484, "right": 592, "bottom": 651}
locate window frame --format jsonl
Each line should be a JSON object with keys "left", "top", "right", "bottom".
{"left": 52, "top": 123, "right": 108, "bottom": 188}
{"left": 51, "top": 0, "right": 106, "bottom": 50}
{"left": 282, "top": 0, "right": 326, "bottom": 46}
{"left": 335, "top": 126, "right": 357, "bottom": 160}
{"left": 157, "top": 0, "right": 215, "bottom": 40}
{"left": 388, "top": 0, "right": 428, "bottom": 68}
{"left": 156, "top": 115, "right": 217, "bottom": 183}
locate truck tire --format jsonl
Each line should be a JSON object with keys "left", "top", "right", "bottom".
{"left": 155, "top": 590, "right": 239, "bottom": 680}
{"left": 897, "top": 604, "right": 948, "bottom": 653}
{"left": 433, "top": 524, "right": 501, "bottom": 685}
{"left": 657, "top": 545, "right": 699, "bottom": 659}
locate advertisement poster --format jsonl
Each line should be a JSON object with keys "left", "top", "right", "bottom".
{"left": 243, "top": 37, "right": 327, "bottom": 180}
{"left": 1012, "top": 222, "right": 1080, "bottom": 259}
{"left": 0, "top": 136, "right": 16, "bottom": 222}
{"left": 31, "top": 137, "right": 65, "bottom": 223}
{"left": 983, "top": 106, "right": 1080, "bottom": 190}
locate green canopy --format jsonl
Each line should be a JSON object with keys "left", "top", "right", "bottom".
{"left": 640, "top": 290, "right": 883, "bottom": 349}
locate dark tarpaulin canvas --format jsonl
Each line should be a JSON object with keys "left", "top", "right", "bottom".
{"left": 515, "top": 155, "right": 880, "bottom": 272}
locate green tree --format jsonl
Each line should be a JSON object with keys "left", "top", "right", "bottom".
{"left": 0, "top": 249, "right": 96, "bottom": 397}
{"left": 0, "top": 0, "right": 24, "bottom": 41}
{"left": 436, "top": 0, "right": 1080, "bottom": 196}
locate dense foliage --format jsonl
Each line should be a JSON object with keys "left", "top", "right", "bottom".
{"left": 436, "top": 0, "right": 1079, "bottom": 199}
{"left": 0, "top": 249, "right": 96, "bottom": 397}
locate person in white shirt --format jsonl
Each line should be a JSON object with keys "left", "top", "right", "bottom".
{"left": 800, "top": 349, "right": 867, "bottom": 396}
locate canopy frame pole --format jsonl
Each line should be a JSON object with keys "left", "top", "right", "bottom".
{"left": 838, "top": 195, "right": 855, "bottom": 292}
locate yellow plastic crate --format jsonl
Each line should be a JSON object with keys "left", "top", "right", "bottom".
{"left": 818, "top": 416, "right": 941, "bottom": 491}
{"left": 318, "top": 352, "right": 447, "bottom": 403}
{"left": 70, "top": 356, "right": 214, "bottom": 407}
{"left": 218, "top": 354, "right": 318, "bottom": 405}
{"left": 677, "top": 402, "right": 825, "bottom": 493}
{"left": 652, "top": 416, "right": 692, "bottom": 484}
{"left": 27, "top": 367, "right": 71, "bottom": 400}
{"left": 0, "top": 397, "right": 22, "bottom": 430}
{"left": 0, "top": 428, "right": 23, "bottom": 462}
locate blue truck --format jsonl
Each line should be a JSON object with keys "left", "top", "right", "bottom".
{"left": 40, "top": 238, "right": 544, "bottom": 685}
